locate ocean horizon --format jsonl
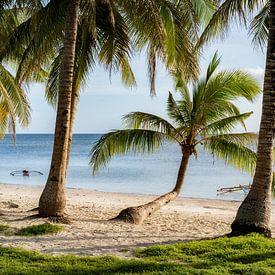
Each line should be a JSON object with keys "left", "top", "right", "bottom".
{"left": 0, "top": 133, "right": 252, "bottom": 201}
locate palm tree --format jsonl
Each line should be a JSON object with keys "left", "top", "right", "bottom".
{"left": 198, "top": 0, "right": 273, "bottom": 236}
{"left": 1, "top": 0, "right": 218, "bottom": 218}
{"left": 89, "top": 54, "right": 261, "bottom": 224}
{"left": 38, "top": 0, "right": 81, "bottom": 218}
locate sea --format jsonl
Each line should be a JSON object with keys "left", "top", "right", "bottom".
{"left": 0, "top": 134, "right": 253, "bottom": 201}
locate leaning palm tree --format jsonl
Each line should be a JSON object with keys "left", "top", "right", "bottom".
{"left": 89, "top": 54, "right": 261, "bottom": 224}
{"left": 197, "top": 0, "right": 273, "bottom": 237}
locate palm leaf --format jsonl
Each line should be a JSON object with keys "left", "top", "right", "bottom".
{"left": 199, "top": 112, "right": 253, "bottom": 137}
{"left": 89, "top": 129, "right": 172, "bottom": 174}
{"left": 249, "top": 2, "right": 270, "bottom": 50}
{"left": 0, "top": 64, "right": 30, "bottom": 126}
{"left": 204, "top": 134, "right": 257, "bottom": 174}
{"left": 206, "top": 51, "right": 221, "bottom": 82}
{"left": 196, "top": 0, "right": 262, "bottom": 49}
{"left": 167, "top": 92, "right": 186, "bottom": 125}
{"left": 123, "top": 111, "right": 182, "bottom": 142}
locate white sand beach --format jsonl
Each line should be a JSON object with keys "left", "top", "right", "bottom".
{"left": 0, "top": 183, "right": 274, "bottom": 257}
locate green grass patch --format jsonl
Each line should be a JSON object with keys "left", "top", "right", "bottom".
{"left": 0, "top": 234, "right": 274, "bottom": 274}
{"left": 15, "top": 223, "right": 63, "bottom": 236}
{"left": 0, "top": 224, "right": 9, "bottom": 232}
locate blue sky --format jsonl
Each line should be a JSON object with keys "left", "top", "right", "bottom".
{"left": 20, "top": 23, "right": 266, "bottom": 133}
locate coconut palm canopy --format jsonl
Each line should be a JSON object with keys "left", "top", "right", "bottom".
{"left": 90, "top": 53, "right": 261, "bottom": 175}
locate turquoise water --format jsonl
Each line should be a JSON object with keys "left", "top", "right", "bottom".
{"left": 0, "top": 134, "right": 252, "bottom": 201}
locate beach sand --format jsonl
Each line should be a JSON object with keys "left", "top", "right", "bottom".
{"left": 0, "top": 183, "right": 274, "bottom": 257}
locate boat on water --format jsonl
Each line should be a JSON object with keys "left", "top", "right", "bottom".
{"left": 10, "top": 170, "right": 43, "bottom": 177}
{"left": 217, "top": 184, "right": 251, "bottom": 195}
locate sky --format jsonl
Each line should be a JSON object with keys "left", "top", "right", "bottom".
{"left": 19, "top": 23, "right": 266, "bottom": 134}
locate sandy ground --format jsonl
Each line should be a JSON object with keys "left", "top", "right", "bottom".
{"left": 0, "top": 183, "right": 274, "bottom": 257}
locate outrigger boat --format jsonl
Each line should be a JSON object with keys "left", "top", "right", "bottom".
{"left": 10, "top": 170, "right": 43, "bottom": 177}
{"left": 217, "top": 184, "right": 251, "bottom": 195}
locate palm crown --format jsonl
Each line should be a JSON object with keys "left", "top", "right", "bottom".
{"left": 90, "top": 53, "right": 261, "bottom": 175}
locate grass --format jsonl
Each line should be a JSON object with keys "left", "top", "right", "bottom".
{"left": 0, "top": 224, "right": 9, "bottom": 232}
{"left": 0, "top": 234, "right": 274, "bottom": 274}
{"left": 15, "top": 223, "right": 63, "bottom": 236}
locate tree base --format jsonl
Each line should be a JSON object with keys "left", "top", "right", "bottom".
{"left": 38, "top": 212, "right": 70, "bottom": 224}
{"left": 111, "top": 207, "right": 145, "bottom": 224}
{"left": 229, "top": 221, "right": 271, "bottom": 237}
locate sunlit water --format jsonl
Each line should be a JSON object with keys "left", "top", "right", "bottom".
{"left": 0, "top": 134, "right": 253, "bottom": 201}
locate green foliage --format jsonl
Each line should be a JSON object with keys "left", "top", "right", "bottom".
{"left": 90, "top": 129, "right": 169, "bottom": 174}
{"left": 0, "top": 64, "right": 30, "bottom": 140}
{"left": 249, "top": 2, "right": 270, "bottom": 49}
{"left": 90, "top": 54, "right": 261, "bottom": 175}
{"left": 0, "top": 234, "right": 274, "bottom": 274}
{"left": 1, "top": 0, "right": 216, "bottom": 106}
{"left": 15, "top": 223, "right": 63, "bottom": 236}
{"left": 198, "top": 0, "right": 269, "bottom": 50}
{"left": 0, "top": 224, "right": 9, "bottom": 232}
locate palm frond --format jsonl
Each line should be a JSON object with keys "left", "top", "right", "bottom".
{"left": 204, "top": 134, "right": 257, "bottom": 174}
{"left": 89, "top": 129, "right": 171, "bottom": 174}
{"left": 191, "top": 69, "right": 261, "bottom": 125}
{"left": 206, "top": 50, "right": 220, "bottom": 82}
{"left": 0, "top": 64, "right": 30, "bottom": 140}
{"left": 0, "top": 64, "right": 30, "bottom": 127}
{"left": 191, "top": 0, "right": 218, "bottom": 27}
{"left": 249, "top": 1, "right": 270, "bottom": 50}
{"left": 199, "top": 112, "right": 253, "bottom": 137}
{"left": 196, "top": 0, "right": 263, "bottom": 49}
{"left": 167, "top": 91, "right": 186, "bottom": 126}
{"left": 1, "top": 0, "right": 66, "bottom": 83}
{"left": 123, "top": 111, "right": 182, "bottom": 142}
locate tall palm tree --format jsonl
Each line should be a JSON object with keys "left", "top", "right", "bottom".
{"left": 38, "top": 0, "right": 81, "bottom": 217}
{"left": 0, "top": 0, "right": 218, "bottom": 218}
{"left": 198, "top": 0, "right": 273, "bottom": 236}
{"left": 89, "top": 54, "right": 261, "bottom": 224}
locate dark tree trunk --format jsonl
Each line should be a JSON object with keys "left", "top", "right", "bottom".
{"left": 66, "top": 77, "right": 80, "bottom": 172}
{"left": 230, "top": 0, "right": 275, "bottom": 237}
{"left": 39, "top": 0, "right": 80, "bottom": 217}
{"left": 113, "top": 148, "right": 191, "bottom": 224}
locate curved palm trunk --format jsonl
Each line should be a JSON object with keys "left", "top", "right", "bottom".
{"left": 39, "top": 0, "right": 80, "bottom": 217}
{"left": 230, "top": 1, "right": 275, "bottom": 237}
{"left": 113, "top": 148, "right": 191, "bottom": 224}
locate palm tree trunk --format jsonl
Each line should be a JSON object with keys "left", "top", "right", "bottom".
{"left": 38, "top": 0, "right": 80, "bottom": 217}
{"left": 66, "top": 78, "right": 80, "bottom": 172}
{"left": 113, "top": 148, "right": 191, "bottom": 224}
{"left": 230, "top": 1, "right": 275, "bottom": 237}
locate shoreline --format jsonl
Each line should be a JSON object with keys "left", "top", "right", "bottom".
{"left": 0, "top": 183, "right": 274, "bottom": 256}
{"left": 1, "top": 181, "right": 246, "bottom": 203}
